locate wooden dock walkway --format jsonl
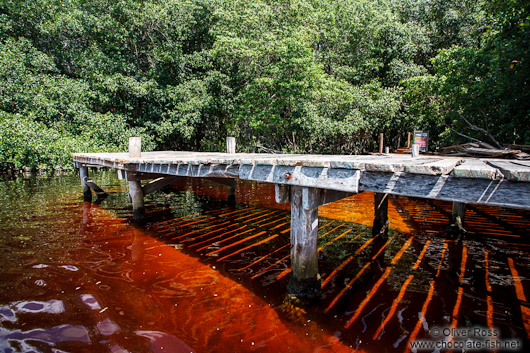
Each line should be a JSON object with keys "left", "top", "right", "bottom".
{"left": 73, "top": 150, "right": 530, "bottom": 209}
{"left": 73, "top": 140, "right": 530, "bottom": 298}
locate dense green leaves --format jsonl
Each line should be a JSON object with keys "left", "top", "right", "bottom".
{"left": 0, "top": 0, "right": 528, "bottom": 169}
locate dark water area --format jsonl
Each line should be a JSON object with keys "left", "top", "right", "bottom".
{"left": 0, "top": 170, "right": 529, "bottom": 353}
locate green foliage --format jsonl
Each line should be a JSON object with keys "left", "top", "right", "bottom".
{"left": 403, "top": 0, "right": 529, "bottom": 146}
{"left": 0, "top": 0, "right": 527, "bottom": 169}
{"left": 0, "top": 34, "right": 151, "bottom": 169}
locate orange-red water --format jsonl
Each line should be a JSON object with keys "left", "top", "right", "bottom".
{"left": 0, "top": 171, "right": 529, "bottom": 352}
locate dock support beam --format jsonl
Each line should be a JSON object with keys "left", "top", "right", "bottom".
{"left": 288, "top": 186, "right": 321, "bottom": 299}
{"left": 128, "top": 137, "right": 145, "bottom": 220}
{"left": 450, "top": 202, "right": 466, "bottom": 233}
{"left": 129, "top": 180, "right": 145, "bottom": 220}
{"left": 79, "top": 166, "right": 92, "bottom": 202}
{"left": 275, "top": 184, "right": 353, "bottom": 299}
{"left": 373, "top": 193, "right": 389, "bottom": 237}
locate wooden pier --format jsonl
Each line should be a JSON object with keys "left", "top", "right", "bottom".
{"left": 73, "top": 138, "right": 530, "bottom": 298}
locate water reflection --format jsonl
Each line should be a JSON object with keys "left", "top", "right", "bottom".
{"left": 0, "top": 171, "right": 529, "bottom": 352}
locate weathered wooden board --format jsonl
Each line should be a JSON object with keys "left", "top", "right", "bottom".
{"left": 73, "top": 151, "right": 530, "bottom": 179}
{"left": 452, "top": 160, "right": 500, "bottom": 180}
{"left": 359, "top": 171, "right": 530, "bottom": 210}
{"left": 135, "top": 163, "right": 240, "bottom": 179}
{"left": 73, "top": 151, "right": 530, "bottom": 209}
{"left": 142, "top": 176, "right": 180, "bottom": 196}
{"left": 486, "top": 160, "right": 530, "bottom": 182}
{"left": 83, "top": 178, "right": 107, "bottom": 195}
{"left": 403, "top": 158, "right": 461, "bottom": 175}
{"left": 240, "top": 164, "right": 361, "bottom": 193}
{"left": 329, "top": 157, "right": 439, "bottom": 172}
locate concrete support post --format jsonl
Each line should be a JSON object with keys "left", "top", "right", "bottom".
{"left": 288, "top": 185, "right": 321, "bottom": 299}
{"left": 79, "top": 166, "right": 92, "bottom": 202}
{"left": 373, "top": 193, "right": 389, "bottom": 237}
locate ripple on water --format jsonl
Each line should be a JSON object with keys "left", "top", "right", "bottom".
{"left": 15, "top": 299, "right": 65, "bottom": 314}
{"left": 80, "top": 294, "right": 101, "bottom": 311}
{"left": 0, "top": 325, "right": 91, "bottom": 351}
{"left": 136, "top": 330, "right": 196, "bottom": 353}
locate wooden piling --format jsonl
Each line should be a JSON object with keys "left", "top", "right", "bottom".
{"left": 373, "top": 193, "right": 389, "bottom": 237}
{"left": 129, "top": 179, "right": 145, "bottom": 220}
{"left": 379, "top": 133, "right": 384, "bottom": 154}
{"left": 128, "top": 137, "right": 145, "bottom": 219}
{"left": 79, "top": 166, "right": 92, "bottom": 202}
{"left": 288, "top": 186, "right": 321, "bottom": 299}
{"left": 450, "top": 202, "right": 466, "bottom": 232}
{"left": 227, "top": 186, "right": 236, "bottom": 205}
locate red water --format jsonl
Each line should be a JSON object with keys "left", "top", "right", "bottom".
{"left": 0, "top": 172, "right": 529, "bottom": 352}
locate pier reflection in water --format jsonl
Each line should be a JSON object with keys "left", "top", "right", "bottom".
{"left": 0, "top": 171, "right": 529, "bottom": 352}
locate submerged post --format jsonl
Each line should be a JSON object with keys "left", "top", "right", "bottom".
{"left": 450, "top": 202, "right": 466, "bottom": 233}
{"left": 128, "top": 137, "right": 145, "bottom": 220}
{"left": 373, "top": 193, "right": 389, "bottom": 237}
{"left": 79, "top": 166, "right": 92, "bottom": 202}
{"left": 288, "top": 186, "right": 321, "bottom": 299}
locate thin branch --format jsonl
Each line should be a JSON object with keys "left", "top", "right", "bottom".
{"left": 458, "top": 114, "right": 502, "bottom": 148}
{"left": 450, "top": 127, "right": 483, "bottom": 144}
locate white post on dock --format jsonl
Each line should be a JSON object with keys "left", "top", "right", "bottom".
{"left": 411, "top": 143, "right": 420, "bottom": 157}
{"left": 226, "top": 137, "right": 236, "bottom": 154}
{"left": 226, "top": 137, "right": 237, "bottom": 205}
{"left": 128, "top": 137, "right": 145, "bottom": 220}
{"left": 129, "top": 137, "right": 142, "bottom": 158}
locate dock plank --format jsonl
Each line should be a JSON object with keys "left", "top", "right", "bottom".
{"left": 452, "top": 160, "right": 500, "bottom": 180}
{"left": 404, "top": 158, "right": 461, "bottom": 175}
{"left": 359, "top": 172, "right": 530, "bottom": 209}
{"left": 486, "top": 160, "right": 530, "bottom": 182}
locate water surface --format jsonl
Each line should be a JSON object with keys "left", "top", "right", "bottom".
{"left": 0, "top": 170, "right": 529, "bottom": 352}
